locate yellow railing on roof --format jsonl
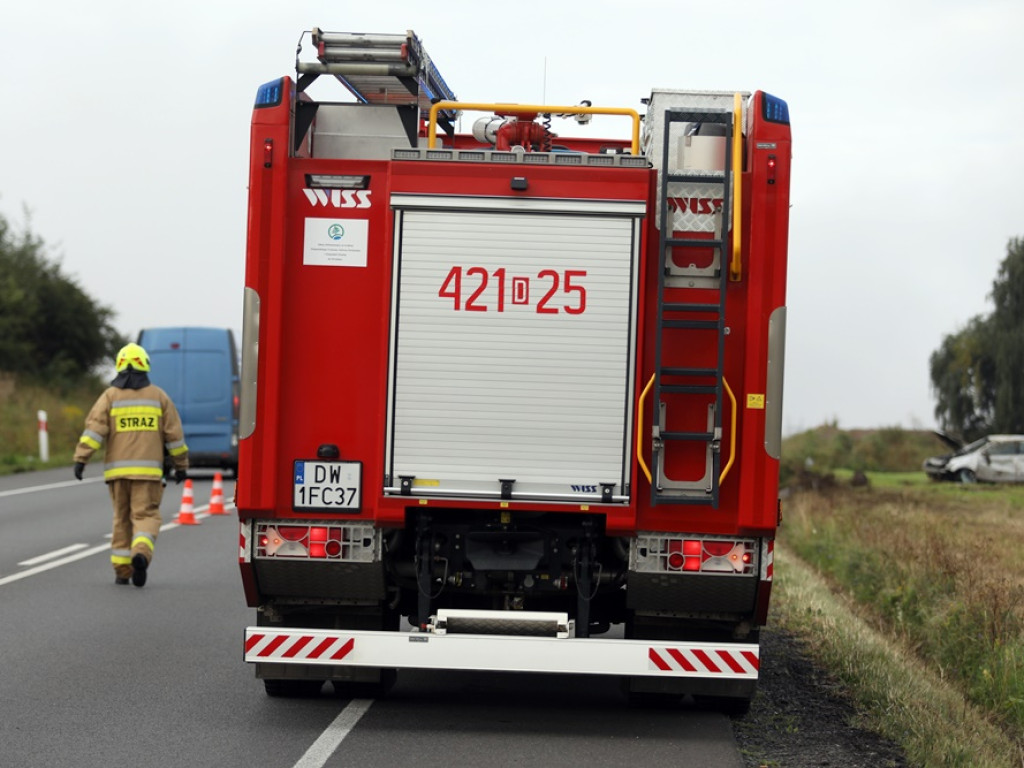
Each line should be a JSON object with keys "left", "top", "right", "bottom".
{"left": 427, "top": 101, "right": 641, "bottom": 155}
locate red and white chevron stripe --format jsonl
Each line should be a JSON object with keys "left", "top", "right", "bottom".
{"left": 245, "top": 632, "right": 354, "bottom": 662}
{"left": 648, "top": 646, "right": 759, "bottom": 677}
{"left": 243, "top": 626, "right": 760, "bottom": 680}
{"left": 238, "top": 521, "right": 251, "bottom": 563}
{"left": 760, "top": 539, "right": 774, "bottom": 581}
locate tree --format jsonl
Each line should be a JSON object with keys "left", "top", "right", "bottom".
{"left": 0, "top": 210, "right": 124, "bottom": 383}
{"left": 987, "top": 237, "right": 1024, "bottom": 432}
{"left": 930, "top": 237, "right": 1024, "bottom": 441}
{"left": 929, "top": 316, "right": 994, "bottom": 441}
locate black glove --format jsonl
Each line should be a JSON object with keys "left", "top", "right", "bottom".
{"left": 74, "top": 462, "right": 85, "bottom": 481}
{"left": 174, "top": 469, "right": 187, "bottom": 484}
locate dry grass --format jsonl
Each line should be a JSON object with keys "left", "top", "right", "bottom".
{"left": 774, "top": 543, "right": 1022, "bottom": 767}
{"left": 776, "top": 483, "right": 1024, "bottom": 766}
{"left": 0, "top": 375, "right": 100, "bottom": 473}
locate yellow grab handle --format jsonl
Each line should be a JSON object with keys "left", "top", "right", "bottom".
{"left": 636, "top": 374, "right": 735, "bottom": 488}
{"left": 729, "top": 92, "right": 743, "bottom": 281}
{"left": 719, "top": 377, "right": 737, "bottom": 485}
{"left": 636, "top": 374, "right": 655, "bottom": 485}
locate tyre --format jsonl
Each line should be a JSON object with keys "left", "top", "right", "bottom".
{"left": 263, "top": 679, "right": 324, "bottom": 698}
{"left": 958, "top": 468, "right": 977, "bottom": 484}
{"left": 332, "top": 669, "right": 397, "bottom": 700}
{"left": 695, "top": 693, "right": 752, "bottom": 718}
{"left": 624, "top": 688, "right": 684, "bottom": 709}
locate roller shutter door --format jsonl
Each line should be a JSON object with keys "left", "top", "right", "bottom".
{"left": 385, "top": 197, "right": 642, "bottom": 502}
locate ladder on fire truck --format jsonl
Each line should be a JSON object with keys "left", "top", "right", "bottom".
{"left": 295, "top": 28, "right": 458, "bottom": 131}
{"left": 649, "top": 105, "right": 737, "bottom": 508}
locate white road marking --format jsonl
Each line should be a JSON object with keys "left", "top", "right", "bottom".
{"left": 293, "top": 699, "right": 374, "bottom": 768}
{"left": 18, "top": 543, "right": 89, "bottom": 566}
{"left": 0, "top": 503, "right": 234, "bottom": 587}
{"left": 0, "top": 477, "right": 103, "bottom": 498}
{"left": 0, "top": 544, "right": 109, "bottom": 586}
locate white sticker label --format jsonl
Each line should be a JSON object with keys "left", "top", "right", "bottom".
{"left": 303, "top": 218, "right": 369, "bottom": 267}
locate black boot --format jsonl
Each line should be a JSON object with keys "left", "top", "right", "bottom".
{"left": 131, "top": 553, "right": 148, "bottom": 587}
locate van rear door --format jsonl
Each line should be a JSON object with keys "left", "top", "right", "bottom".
{"left": 140, "top": 327, "right": 238, "bottom": 471}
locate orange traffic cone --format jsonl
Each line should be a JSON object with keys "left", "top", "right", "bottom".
{"left": 208, "top": 471, "right": 227, "bottom": 515}
{"left": 175, "top": 478, "right": 200, "bottom": 525}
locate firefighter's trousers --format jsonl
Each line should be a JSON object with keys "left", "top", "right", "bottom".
{"left": 108, "top": 479, "right": 163, "bottom": 579}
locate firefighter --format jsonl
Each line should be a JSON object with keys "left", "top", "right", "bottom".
{"left": 73, "top": 342, "right": 189, "bottom": 587}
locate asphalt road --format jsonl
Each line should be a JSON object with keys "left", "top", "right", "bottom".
{"left": 0, "top": 468, "right": 746, "bottom": 768}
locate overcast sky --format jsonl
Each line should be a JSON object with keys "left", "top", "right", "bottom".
{"left": 2, "top": 1, "right": 1021, "bottom": 434}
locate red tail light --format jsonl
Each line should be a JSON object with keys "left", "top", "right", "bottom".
{"left": 667, "top": 540, "right": 685, "bottom": 570}
{"left": 635, "top": 535, "right": 758, "bottom": 575}
{"left": 704, "top": 541, "right": 733, "bottom": 557}
{"left": 253, "top": 521, "right": 377, "bottom": 562}
{"left": 277, "top": 526, "right": 307, "bottom": 541}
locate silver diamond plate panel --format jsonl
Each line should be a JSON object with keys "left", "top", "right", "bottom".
{"left": 643, "top": 89, "right": 748, "bottom": 231}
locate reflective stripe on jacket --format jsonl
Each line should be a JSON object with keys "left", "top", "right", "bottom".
{"left": 74, "top": 384, "right": 189, "bottom": 482}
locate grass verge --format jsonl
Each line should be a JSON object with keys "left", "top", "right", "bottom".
{"left": 0, "top": 375, "right": 101, "bottom": 475}
{"left": 775, "top": 478, "right": 1024, "bottom": 767}
{"left": 774, "top": 541, "right": 1022, "bottom": 767}
{"left": 784, "top": 485, "right": 1024, "bottom": 730}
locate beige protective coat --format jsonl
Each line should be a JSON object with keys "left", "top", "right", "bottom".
{"left": 75, "top": 384, "right": 189, "bottom": 578}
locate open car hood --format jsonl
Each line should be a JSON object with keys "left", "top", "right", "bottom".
{"left": 932, "top": 431, "right": 962, "bottom": 452}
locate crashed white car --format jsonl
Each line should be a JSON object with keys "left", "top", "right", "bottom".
{"left": 923, "top": 434, "right": 1024, "bottom": 483}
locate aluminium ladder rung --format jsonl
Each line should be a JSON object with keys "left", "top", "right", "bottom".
{"left": 660, "top": 367, "right": 718, "bottom": 377}
{"left": 663, "top": 107, "right": 733, "bottom": 124}
{"left": 662, "top": 319, "right": 718, "bottom": 330}
{"left": 666, "top": 171, "right": 726, "bottom": 185}
{"left": 666, "top": 237, "right": 724, "bottom": 249}
{"left": 660, "top": 384, "right": 717, "bottom": 395}
{"left": 660, "top": 431, "right": 716, "bottom": 442}
{"left": 653, "top": 492, "right": 714, "bottom": 506}
{"left": 662, "top": 303, "right": 720, "bottom": 314}
{"left": 302, "top": 28, "right": 456, "bottom": 118}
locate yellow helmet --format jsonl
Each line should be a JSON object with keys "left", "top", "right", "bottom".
{"left": 115, "top": 343, "right": 151, "bottom": 373}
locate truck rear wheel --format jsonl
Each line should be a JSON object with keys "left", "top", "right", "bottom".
{"left": 263, "top": 679, "right": 325, "bottom": 698}
{"left": 694, "top": 693, "right": 753, "bottom": 717}
{"left": 623, "top": 685, "right": 684, "bottom": 709}
{"left": 331, "top": 669, "right": 397, "bottom": 699}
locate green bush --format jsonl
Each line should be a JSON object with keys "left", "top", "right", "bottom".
{"left": 782, "top": 423, "right": 950, "bottom": 478}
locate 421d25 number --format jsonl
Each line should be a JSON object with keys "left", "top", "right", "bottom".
{"left": 438, "top": 266, "right": 587, "bottom": 315}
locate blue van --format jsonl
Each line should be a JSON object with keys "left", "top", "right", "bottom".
{"left": 137, "top": 326, "right": 240, "bottom": 475}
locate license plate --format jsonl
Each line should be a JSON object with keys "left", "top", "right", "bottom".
{"left": 293, "top": 460, "right": 362, "bottom": 511}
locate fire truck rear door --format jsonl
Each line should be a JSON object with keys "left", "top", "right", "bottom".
{"left": 385, "top": 195, "right": 644, "bottom": 502}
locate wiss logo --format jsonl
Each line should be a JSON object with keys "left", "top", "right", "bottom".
{"left": 302, "top": 189, "right": 372, "bottom": 208}
{"left": 570, "top": 485, "right": 598, "bottom": 493}
{"left": 667, "top": 197, "right": 723, "bottom": 215}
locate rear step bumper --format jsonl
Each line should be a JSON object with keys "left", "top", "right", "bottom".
{"left": 244, "top": 612, "right": 759, "bottom": 681}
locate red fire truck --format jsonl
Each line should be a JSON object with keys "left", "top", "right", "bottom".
{"left": 238, "top": 28, "right": 791, "bottom": 712}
